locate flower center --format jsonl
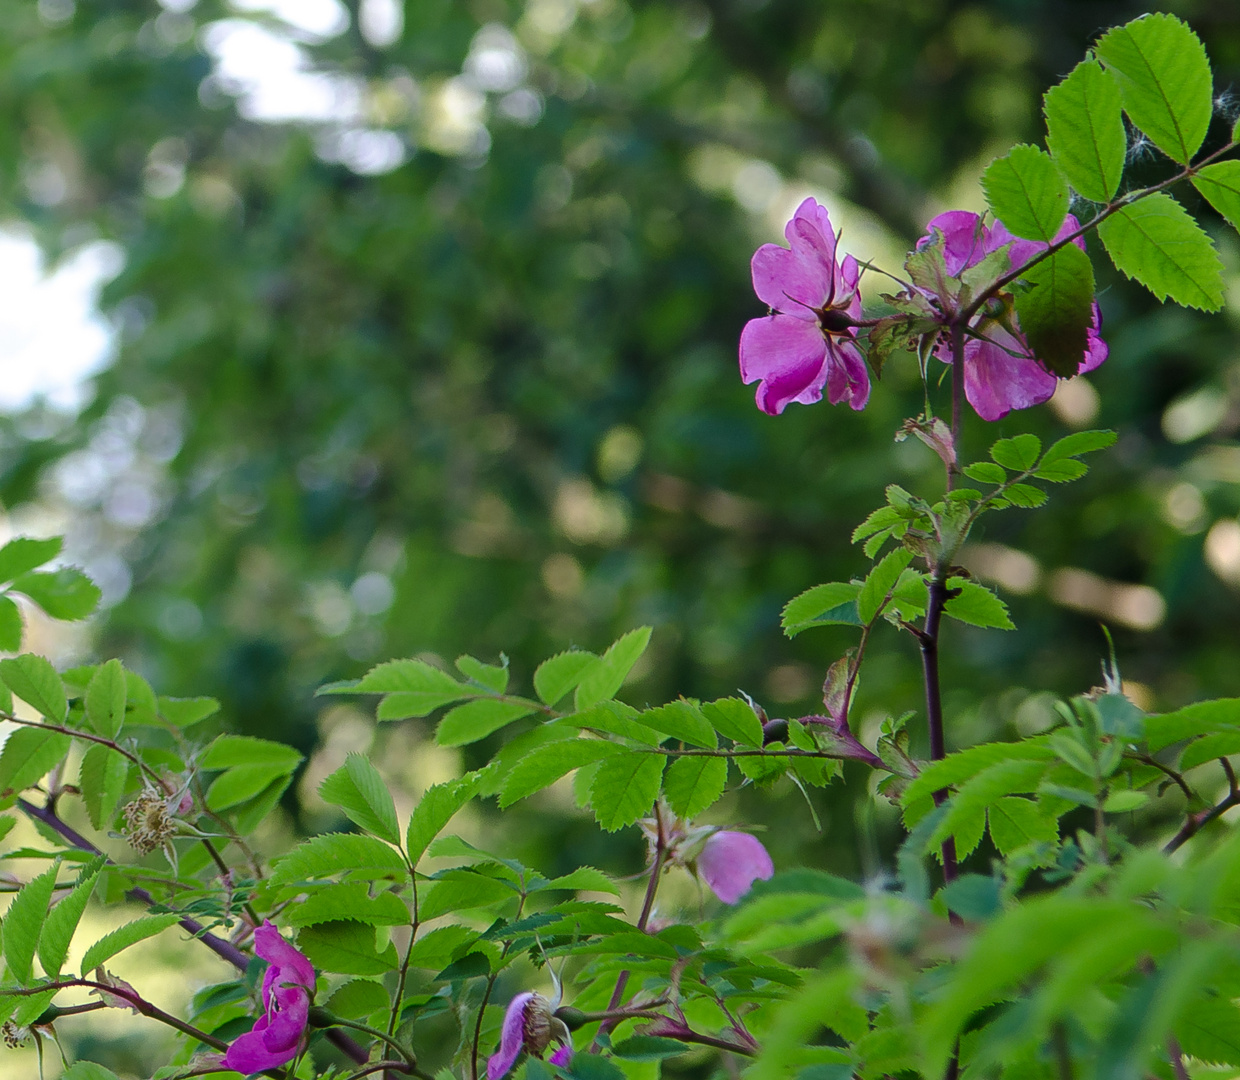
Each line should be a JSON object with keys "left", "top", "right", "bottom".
{"left": 817, "top": 307, "right": 855, "bottom": 335}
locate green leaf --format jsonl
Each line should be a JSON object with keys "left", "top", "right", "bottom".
{"left": 611, "top": 1037, "right": 689, "bottom": 1061}
{"left": 1192, "top": 160, "right": 1240, "bottom": 233}
{"left": 271, "top": 833, "right": 407, "bottom": 885}
{"left": 1044, "top": 57, "right": 1127, "bottom": 202}
{"left": 376, "top": 690, "right": 467, "bottom": 720}
{"left": 206, "top": 764, "right": 293, "bottom": 812}
{"left": 1098, "top": 193, "right": 1223, "bottom": 310}
{"left": 0, "top": 654, "right": 67, "bottom": 722}
{"left": 931, "top": 759, "right": 1051, "bottom": 848}
{"left": 4, "top": 862, "right": 59, "bottom": 984}
{"left": 1004, "top": 483, "right": 1048, "bottom": 508}
{"left": 436, "top": 698, "right": 534, "bottom": 747}
{"left": 353, "top": 658, "right": 464, "bottom": 695}
{"left": 990, "top": 433, "right": 1042, "bottom": 471}
{"left": 325, "top": 978, "right": 391, "bottom": 1020}
{"left": 319, "top": 754, "right": 400, "bottom": 844}
{"left": 963, "top": 462, "right": 1006, "bottom": 485}
{"left": 0, "top": 727, "right": 71, "bottom": 795}
{"left": 61, "top": 1066, "right": 121, "bottom": 1080}
{"left": 0, "top": 596, "right": 23, "bottom": 652}
{"left": 12, "top": 569, "right": 101, "bottom": 621}
{"left": 284, "top": 882, "right": 410, "bottom": 927}
{"left": 1013, "top": 242, "right": 1096, "bottom": 377}
{"left": 1175, "top": 996, "right": 1240, "bottom": 1066}
{"left": 1179, "top": 732, "right": 1240, "bottom": 772}
{"left": 903, "top": 741, "right": 1056, "bottom": 806}
{"left": 157, "top": 697, "right": 219, "bottom": 727}
{"left": 1033, "top": 458, "right": 1088, "bottom": 482}
{"left": 79, "top": 744, "right": 129, "bottom": 831}
{"left": 201, "top": 734, "right": 303, "bottom": 770}
{"left": 499, "top": 740, "right": 626, "bottom": 808}
{"left": 574, "top": 627, "right": 653, "bottom": 710}
{"left": 456, "top": 654, "right": 509, "bottom": 693}
{"left": 662, "top": 755, "right": 728, "bottom": 818}
{"left": 38, "top": 861, "right": 103, "bottom": 978}
{"left": 81, "top": 913, "right": 182, "bottom": 975}
{"left": 988, "top": 796, "right": 1059, "bottom": 856}
{"left": 297, "top": 920, "right": 397, "bottom": 975}
{"left": 939, "top": 874, "right": 1002, "bottom": 921}
{"left": 123, "top": 670, "right": 158, "bottom": 725}
{"left": 417, "top": 871, "right": 514, "bottom": 921}
{"left": 539, "top": 866, "right": 619, "bottom": 894}
{"left": 640, "top": 699, "right": 716, "bottom": 748}
{"left": 859, "top": 548, "right": 913, "bottom": 624}
{"left": 943, "top": 580, "right": 1015, "bottom": 630}
{"left": 0, "top": 537, "right": 61, "bottom": 583}
{"left": 533, "top": 649, "right": 598, "bottom": 706}
{"left": 85, "top": 659, "right": 127, "bottom": 739}
{"left": 1096, "top": 13, "right": 1212, "bottom": 165}
{"left": 589, "top": 752, "right": 665, "bottom": 831}
{"left": 981, "top": 144, "right": 1069, "bottom": 242}
{"left": 781, "top": 582, "right": 863, "bottom": 635}
{"left": 407, "top": 774, "right": 482, "bottom": 863}
{"left": 1041, "top": 429, "right": 1117, "bottom": 463}
{"left": 1103, "top": 789, "right": 1149, "bottom": 813}
{"left": 563, "top": 1053, "right": 627, "bottom": 1080}
{"left": 702, "top": 698, "right": 764, "bottom": 747}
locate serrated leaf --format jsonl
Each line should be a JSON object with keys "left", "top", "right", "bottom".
{"left": 202, "top": 734, "right": 303, "bottom": 770}
{"left": 38, "top": 861, "right": 103, "bottom": 978}
{"left": 702, "top": 698, "right": 764, "bottom": 747}
{"left": 79, "top": 744, "right": 129, "bottom": 831}
{"left": 271, "top": 833, "right": 406, "bottom": 885}
{"left": 1098, "top": 193, "right": 1223, "bottom": 310}
{"left": 990, "top": 433, "right": 1042, "bottom": 471}
{"left": 852, "top": 505, "right": 904, "bottom": 543}
{"left": 1004, "top": 483, "right": 1048, "bottom": 508}
{"left": 436, "top": 698, "right": 534, "bottom": 747}
{"left": 1041, "top": 429, "right": 1117, "bottom": 463}
{"left": 781, "top": 582, "right": 863, "bottom": 635}
{"left": 589, "top": 752, "right": 665, "bottom": 831}
{"left": 859, "top": 548, "right": 914, "bottom": 624}
{"left": 418, "top": 872, "right": 514, "bottom": 921}
{"left": 662, "top": 755, "right": 728, "bottom": 818}
{"left": 376, "top": 690, "right": 466, "bottom": 720}
{"left": 157, "top": 697, "right": 219, "bottom": 727}
{"left": 1103, "top": 789, "right": 1149, "bottom": 813}
{"left": 298, "top": 920, "right": 397, "bottom": 975}
{"left": 930, "top": 758, "right": 1052, "bottom": 851}
{"left": 319, "top": 754, "right": 400, "bottom": 843}
{"left": 539, "top": 866, "right": 619, "bottom": 894}
{"left": 12, "top": 569, "right": 101, "bottom": 621}
{"left": 533, "top": 650, "right": 598, "bottom": 706}
{"left": 1044, "top": 58, "right": 1126, "bottom": 202}
{"left": 943, "top": 579, "right": 1014, "bottom": 630}
{"left": 574, "top": 627, "right": 653, "bottom": 710}
{"left": 0, "top": 596, "right": 22, "bottom": 652}
{"left": 4, "top": 862, "right": 59, "bottom": 984}
{"left": 0, "top": 726, "right": 71, "bottom": 796}
{"left": 325, "top": 978, "right": 391, "bottom": 1020}
{"left": 85, "top": 659, "right": 126, "bottom": 739}
{"left": 407, "top": 774, "right": 482, "bottom": 863}
{"left": 939, "top": 874, "right": 1002, "bottom": 921}
{"left": 353, "top": 659, "right": 465, "bottom": 696}
{"left": 62, "top": 1066, "right": 121, "bottom": 1080}
{"left": 963, "top": 462, "right": 1006, "bottom": 485}
{"left": 284, "top": 881, "right": 410, "bottom": 927}
{"left": 456, "top": 655, "right": 508, "bottom": 693}
{"left": 0, "top": 537, "right": 61, "bottom": 583}
{"left": 206, "top": 763, "right": 293, "bottom": 812}
{"left": 123, "top": 670, "right": 158, "bottom": 725}
{"left": 1192, "top": 160, "right": 1240, "bottom": 233}
{"left": 81, "top": 914, "right": 182, "bottom": 975}
{"left": 987, "top": 796, "right": 1059, "bottom": 856}
{"left": 499, "top": 739, "right": 626, "bottom": 808}
{"left": 640, "top": 699, "right": 716, "bottom": 748}
{"left": 1033, "top": 458, "right": 1088, "bottom": 482}
{"left": 0, "top": 654, "right": 67, "bottom": 722}
{"left": 1096, "top": 13, "right": 1212, "bottom": 165}
{"left": 1013, "top": 243, "right": 1096, "bottom": 377}
{"left": 1178, "top": 731, "right": 1240, "bottom": 772}
{"left": 981, "top": 145, "right": 1069, "bottom": 242}
{"left": 902, "top": 741, "right": 1057, "bottom": 806}
{"left": 1176, "top": 996, "right": 1240, "bottom": 1066}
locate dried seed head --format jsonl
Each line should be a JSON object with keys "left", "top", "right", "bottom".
{"left": 2, "top": 1021, "right": 30, "bottom": 1048}
{"left": 122, "top": 790, "right": 177, "bottom": 855}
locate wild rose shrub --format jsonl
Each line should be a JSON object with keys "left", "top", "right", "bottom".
{"left": 7, "top": 12, "right": 1240, "bottom": 1080}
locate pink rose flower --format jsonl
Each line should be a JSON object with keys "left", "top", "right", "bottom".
{"left": 488, "top": 991, "right": 572, "bottom": 1080}
{"left": 224, "top": 921, "right": 315, "bottom": 1074}
{"left": 740, "top": 197, "right": 870, "bottom": 415}
{"left": 918, "top": 210, "right": 1108, "bottom": 421}
{"left": 697, "top": 830, "right": 775, "bottom": 904}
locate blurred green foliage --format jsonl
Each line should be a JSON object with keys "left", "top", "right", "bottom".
{"left": 2, "top": 0, "right": 1240, "bottom": 885}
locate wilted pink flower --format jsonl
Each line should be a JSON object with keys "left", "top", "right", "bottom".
{"left": 697, "top": 830, "right": 774, "bottom": 904}
{"left": 918, "top": 210, "right": 1107, "bottom": 421}
{"left": 740, "top": 197, "right": 870, "bottom": 415}
{"left": 224, "top": 921, "right": 315, "bottom": 1074}
{"left": 488, "top": 992, "right": 572, "bottom": 1080}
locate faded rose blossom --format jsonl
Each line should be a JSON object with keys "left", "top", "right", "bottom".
{"left": 487, "top": 992, "right": 572, "bottom": 1080}
{"left": 1, "top": 1021, "right": 30, "bottom": 1048}
{"left": 121, "top": 789, "right": 179, "bottom": 856}
{"left": 696, "top": 830, "right": 775, "bottom": 904}
{"left": 740, "top": 197, "right": 870, "bottom": 415}
{"left": 223, "top": 921, "right": 315, "bottom": 1074}
{"left": 917, "top": 210, "right": 1107, "bottom": 421}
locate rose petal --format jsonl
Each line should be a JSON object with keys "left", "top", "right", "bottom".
{"left": 921, "top": 211, "right": 992, "bottom": 276}
{"left": 751, "top": 243, "right": 827, "bottom": 317}
{"left": 254, "top": 921, "right": 316, "bottom": 992}
{"left": 488, "top": 992, "right": 535, "bottom": 1080}
{"left": 740, "top": 314, "right": 828, "bottom": 415}
{"left": 825, "top": 338, "right": 871, "bottom": 411}
{"left": 550, "top": 1044, "right": 574, "bottom": 1067}
{"left": 698, "top": 831, "right": 774, "bottom": 905}
{"left": 964, "top": 331, "right": 1056, "bottom": 422}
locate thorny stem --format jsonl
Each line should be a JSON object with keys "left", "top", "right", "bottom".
{"left": 1129, "top": 753, "right": 1195, "bottom": 803}
{"left": 593, "top": 803, "right": 669, "bottom": 1050}
{"left": 1168, "top": 1036, "right": 1191, "bottom": 1080}
{"left": 0, "top": 713, "right": 166, "bottom": 790}
{"left": 1164, "top": 786, "right": 1240, "bottom": 854}
{"left": 668, "top": 1029, "right": 758, "bottom": 1058}
{"left": 471, "top": 889, "right": 528, "bottom": 1080}
{"left": 948, "top": 321, "right": 965, "bottom": 488}
{"left": 317, "top": 1012, "right": 419, "bottom": 1069}
{"left": 13, "top": 796, "right": 373, "bottom": 1066}
{"left": 389, "top": 859, "right": 419, "bottom": 1038}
